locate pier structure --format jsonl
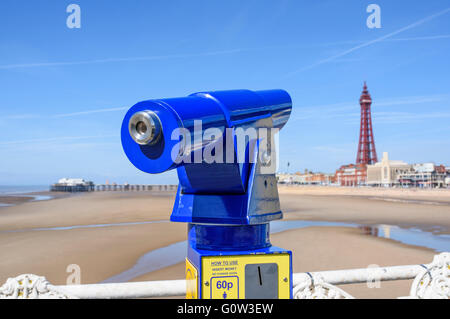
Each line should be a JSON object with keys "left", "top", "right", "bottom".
{"left": 50, "top": 178, "right": 94, "bottom": 192}
{"left": 94, "top": 184, "right": 177, "bottom": 192}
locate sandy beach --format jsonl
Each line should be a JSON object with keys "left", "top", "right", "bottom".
{"left": 0, "top": 186, "right": 448, "bottom": 298}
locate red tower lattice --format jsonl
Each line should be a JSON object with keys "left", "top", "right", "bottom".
{"left": 356, "top": 82, "right": 378, "bottom": 164}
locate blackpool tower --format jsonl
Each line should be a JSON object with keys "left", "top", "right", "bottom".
{"left": 356, "top": 82, "right": 378, "bottom": 165}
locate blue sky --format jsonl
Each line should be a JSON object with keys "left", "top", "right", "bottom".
{"left": 0, "top": 0, "right": 449, "bottom": 185}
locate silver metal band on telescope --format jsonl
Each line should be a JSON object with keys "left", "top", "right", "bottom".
{"left": 128, "top": 111, "right": 162, "bottom": 145}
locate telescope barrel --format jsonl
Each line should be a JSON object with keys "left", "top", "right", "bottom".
{"left": 121, "top": 89, "right": 292, "bottom": 175}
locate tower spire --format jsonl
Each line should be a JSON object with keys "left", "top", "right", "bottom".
{"left": 356, "top": 82, "right": 378, "bottom": 165}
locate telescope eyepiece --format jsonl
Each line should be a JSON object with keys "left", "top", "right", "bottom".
{"left": 128, "top": 110, "right": 162, "bottom": 145}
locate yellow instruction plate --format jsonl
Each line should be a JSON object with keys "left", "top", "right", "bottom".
{"left": 201, "top": 253, "right": 290, "bottom": 299}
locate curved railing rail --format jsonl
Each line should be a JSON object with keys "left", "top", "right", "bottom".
{"left": 1, "top": 252, "right": 448, "bottom": 299}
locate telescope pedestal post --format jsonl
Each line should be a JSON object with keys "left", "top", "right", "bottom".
{"left": 185, "top": 223, "right": 292, "bottom": 299}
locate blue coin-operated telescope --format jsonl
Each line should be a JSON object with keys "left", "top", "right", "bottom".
{"left": 121, "top": 89, "right": 293, "bottom": 299}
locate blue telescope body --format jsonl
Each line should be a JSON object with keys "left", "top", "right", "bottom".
{"left": 122, "top": 89, "right": 294, "bottom": 299}
{"left": 121, "top": 89, "right": 292, "bottom": 245}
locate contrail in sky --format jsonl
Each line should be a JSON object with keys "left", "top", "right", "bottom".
{"left": 0, "top": 134, "right": 117, "bottom": 146}
{"left": 0, "top": 49, "right": 243, "bottom": 70}
{"left": 284, "top": 7, "right": 450, "bottom": 77}
{"left": 385, "top": 34, "right": 450, "bottom": 41}
{"left": 52, "top": 107, "right": 128, "bottom": 118}
{"left": 0, "top": 32, "right": 448, "bottom": 71}
{"left": 1, "top": 106, "right": 128, "bottom": 120}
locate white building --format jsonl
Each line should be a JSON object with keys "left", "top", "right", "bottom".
{"left": 51, "top": 178, "right": 94, "bottom": 192}
{"left": 277, "top": 173, "right": 308, "bottom": 184}
{"left": 398, "top": 163, "right": 447, "bottom": 188}
{"left": 57, "top": 178, "right": 90, "bottom": 186}
{"left": 366, "top": 152, "right": 411, "bottom": 187}
{"left": 367, "top": 152, "right": 448, "bottom": 188}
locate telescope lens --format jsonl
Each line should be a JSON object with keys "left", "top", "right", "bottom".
{"left": 129, "top": 111, "right": 161, "bottom": 145}
{"left": 136, "top": 121, "right": 148, "bottom": 135}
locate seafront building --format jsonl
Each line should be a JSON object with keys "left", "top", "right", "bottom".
{"left": 277, "top": 151, "right": 449, "bottom": 188}
{"left": 335, "top": 163, "right": 367, "bottom": 186}
{"left": 277, "top": 173, "right": 306, "bottom": 184}
{"left": 278, "top": 162, "right": 450, "bottom": 188}
{"left": 396, "top": 163, "right": 448, "bottom": 188}
{"left": 277, "top": 172, "right": 335, "bottom": 185}
{"left": 366, "top": 152, "right": 411, "bottom": 187}
{"left": 366, "top": 153, "right": 448, "bottom": 188}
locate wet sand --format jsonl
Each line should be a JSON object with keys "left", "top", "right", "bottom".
{"left": 0, "top": 191, "right": 70, "bottom": 206}
{"left": 0, "top": 187, "right": 448, "bottom": 298}
{"left": 0, "top": 196, "right": 34, "bottom": 205}
{"left": 279, "top": 186, "right": 450, "bottom": 235}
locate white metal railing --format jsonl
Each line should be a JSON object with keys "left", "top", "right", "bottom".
{"left": 293, "top": 264, "right": 424, "bottom": 285}
{"left": 0, "top": 252, "right": 448, "bottom": 299}
{"left": 56, "top": 280, "right": 186, "bottom": 299}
